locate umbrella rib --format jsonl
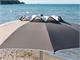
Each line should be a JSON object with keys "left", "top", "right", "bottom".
{"left": 44, "top": 23, "right": 54, "bottom": 51}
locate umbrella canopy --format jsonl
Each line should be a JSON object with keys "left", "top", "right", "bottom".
{"left": 0, "top": 19, "right": 79, "bottom": 52}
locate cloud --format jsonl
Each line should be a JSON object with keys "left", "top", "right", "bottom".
{"left": 19, "top": 0, "right": 80, "bottom": 4}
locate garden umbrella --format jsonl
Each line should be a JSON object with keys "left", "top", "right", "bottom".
{"left": 0, "top": 20, "right": 79, "bottom": 52}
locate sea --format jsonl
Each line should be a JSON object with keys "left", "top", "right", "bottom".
{"left": 0, "top": 4, "right": 80, "bottom": 25}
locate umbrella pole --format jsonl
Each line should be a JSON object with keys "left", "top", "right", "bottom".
{"left": 54, "top": 50, "right": 57, "bottom": 54}
{"left": 54, "top": 51, "right": 55, "bottom": 54}
{"left": 39, "top": 51, "right": 43, "bottom": 60}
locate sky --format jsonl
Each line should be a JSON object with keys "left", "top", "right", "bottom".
{"left": 19, "top": 0, "right": 80, "bottom": 4}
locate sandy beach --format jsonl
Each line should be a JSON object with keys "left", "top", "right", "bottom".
{"left": 0, "top": 48, "right": 64, "bottom": 60}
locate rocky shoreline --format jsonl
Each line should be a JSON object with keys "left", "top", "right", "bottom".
{"left": 0, "top": 0, "right": 24, "bottom": 4}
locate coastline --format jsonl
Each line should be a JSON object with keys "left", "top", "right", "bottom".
{"left": 0, "top": 0, "right": 24, "bottom": 4}
{"left": 0, "top": 4, "right": 79, "bottom": 25}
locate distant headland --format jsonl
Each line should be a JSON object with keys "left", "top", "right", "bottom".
{"left": 0, "top": 0, "right": 24, "bottom": 4}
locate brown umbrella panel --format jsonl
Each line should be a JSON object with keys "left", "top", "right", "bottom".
{"left": 0, "top": 22, "right": 53, "bottom": 51}
{"left": 0, "top": 22, "right": 79, "bottom": 52}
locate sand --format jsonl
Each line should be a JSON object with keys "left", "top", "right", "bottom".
{"left": 0, "top": 48, "right": 64, "bottom": 60}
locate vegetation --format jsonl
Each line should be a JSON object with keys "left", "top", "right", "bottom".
{"left": 0, "top": 0, "right": 24, "bottom": 4}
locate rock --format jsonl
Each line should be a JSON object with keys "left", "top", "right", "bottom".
{"left": 0, "top": 0, "right": 24, "bottom": 4}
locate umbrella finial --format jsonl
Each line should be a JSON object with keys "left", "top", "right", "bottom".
{"left": 40, "top": 14, "right": 43, "bottom": 17}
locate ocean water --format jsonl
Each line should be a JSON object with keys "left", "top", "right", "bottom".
{"left": 0, "top": 4, "right": 80, "bottom": 24}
